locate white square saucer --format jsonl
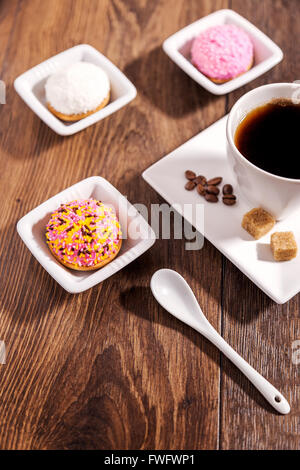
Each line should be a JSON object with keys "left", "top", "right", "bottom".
{"left": 17, "top": 177, "right": 155, "bottom": 293}
{"left": 14, "top": 44, "right": 137, "bottom": 135}
{"left": 143, "top": 116, "right": 300, "bottom": 304}
{"left": 163, "top": 9, "right": 283, "bottom": 95}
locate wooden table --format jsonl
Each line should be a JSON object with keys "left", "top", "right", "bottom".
{"left": 0, "top": 0, "right": 299, "bottom": 450}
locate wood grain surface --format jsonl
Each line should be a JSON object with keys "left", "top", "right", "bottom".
{"left": 0, "top": 0, "right": 299, "bottom": 450}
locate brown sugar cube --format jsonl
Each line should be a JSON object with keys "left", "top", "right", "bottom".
{"left": 242, "top": 208, "right": 275, "bottom": 240}
{"left": 271, "top": 232, "right": 298, "bottom": 261}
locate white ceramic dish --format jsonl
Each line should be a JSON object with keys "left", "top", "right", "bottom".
{"left": 143, "top": 116, "right": 300, "bottom": 304}
{"left": 162, "top": 9, "right": 283, "bottom": 95}
{"left": 17, "top": 177, "right": 155, "bottom": 293}
{"left": 14, "top": 44, "right": 137, "bottom": 136}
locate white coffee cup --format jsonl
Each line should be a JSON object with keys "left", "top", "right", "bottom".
{"left": 226, "top": 83, "right": 300, "bottom": 220}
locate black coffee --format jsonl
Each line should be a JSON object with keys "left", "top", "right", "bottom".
{"left": 234, "top": 99, "right": 300, "bottom": 178}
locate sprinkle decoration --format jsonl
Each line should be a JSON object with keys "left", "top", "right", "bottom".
{"left": 46, "top": 199, "right": 122, "bottom": 268}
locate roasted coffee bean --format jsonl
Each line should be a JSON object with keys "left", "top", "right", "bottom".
{"left": 222, "top": 194, "right": 237, "bottom": 206}
{"left": 197, "top": 184, "right": 206, "bottom": 196}
{"left": 194, "top": 175, "right": 207, "bottom": 186}
{"left": 205, "top": 193, "right": 218, "bottom": 203}
{"left": 185, "top": 181, "right": 196, "bottom": 191}
{"left": 206, "top": 185, "right": 220, "bottom": 195}
{"left": 207, "top": 177, "right": 222, "bottom": 186}
{"left": 223, "top": 184, "right": 233, "bottom": 195}
{"left": 185, "top": 170, "right": 196, "bottom": 180}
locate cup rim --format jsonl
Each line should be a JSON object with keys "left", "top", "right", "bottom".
{"left": 226, "top": 82, "right": 300, "bottom": 183}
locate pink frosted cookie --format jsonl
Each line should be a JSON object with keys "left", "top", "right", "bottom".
{"left": 191, "top": 24, "right": 254, "bottom": 83}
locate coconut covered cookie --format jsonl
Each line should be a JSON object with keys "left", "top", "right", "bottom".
{"left": 45, "top": 62, "right": 110, "bottom": 121}
{"left": 191, "top": 24, "right": 253, "bottom": 83}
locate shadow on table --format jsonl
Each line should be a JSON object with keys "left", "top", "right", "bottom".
{"left": 0, "top": 221, "right": 70, "bottom": 325}
{"left": 220, "top": 257, "right": 273, "bottom": 323}
{"left": 120, "top": 283, "right": 280, "bottom": 415}
{"left": 124, "top": 45, "right": 220, "bottom": 118}
{"left": 0, "top": 83, "right": 64, "bottom": 160}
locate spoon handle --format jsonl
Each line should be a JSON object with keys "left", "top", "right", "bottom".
{"left": 198, "top": 324, "right": 290, "bottom": 414}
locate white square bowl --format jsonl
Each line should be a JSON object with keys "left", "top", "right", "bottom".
{"left": 163, "top": 9, "right": 283, "bottom": 95}
{"left": 17, "top": 177, "right": 155, "bottom": 293}
{"left": 14, "top": 44, "right": 137, "bottom": 136}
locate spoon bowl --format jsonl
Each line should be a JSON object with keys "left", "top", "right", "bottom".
{"left": 151, "top": 269, "right": 211, "bottom": 331}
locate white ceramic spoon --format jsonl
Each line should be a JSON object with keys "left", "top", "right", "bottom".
{"left": 150, "top": 269, "right": 290, "bottom": 415}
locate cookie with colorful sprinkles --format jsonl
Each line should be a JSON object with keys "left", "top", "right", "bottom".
{"left": 46, "top": 199, "right": 122, "bottom": 271}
